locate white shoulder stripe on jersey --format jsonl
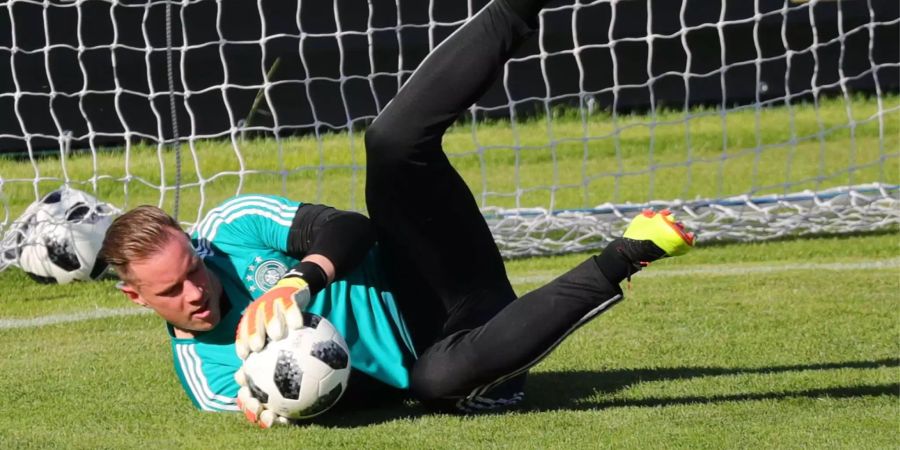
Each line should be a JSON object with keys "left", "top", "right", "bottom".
{"left": 194, "top": 197, "right": 296, "bottom": 257}
{"left": 199, "top": 198, "right": 295, "bottom": 238}
{"left": 175, "top": 344, "right": 239, "bottom": 412}
{"left": 175, "top": 345, "right": 219, "bottom": 411}
{"left": 183, "top": 345, "right": 240, "bottom": 409}
{"left": 195, "top": 207, "right": 295, "bottom": 259}
{"left": 176, "top": 344, "right": 239, "bottom": 412}
{"left": 194, "top": 198, "right": 296, "bottom": 257}
{"left": 204, "top": 208, "right": 293, "bottom": 242}
{"left": 203, "top": 195, "right": 293, "bottom": 218}
{"left": 195, "top": 197, "right": 296, "bottom": 234}
{"left": 198, "top": 196, "right": 295, "bottom": 238}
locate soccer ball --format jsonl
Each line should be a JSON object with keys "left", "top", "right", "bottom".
{"left": 242, "top": 313, "right": 351, "bottom": 420}
{"left": 0, "top": 187, "right": 116, "bottom": 284}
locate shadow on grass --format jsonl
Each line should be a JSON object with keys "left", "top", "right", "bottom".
{"left": 310, "top": 357, "right": 899, "bottom": 428}
{"left": 523, "top": 357, "right": 900, "bottom": 411}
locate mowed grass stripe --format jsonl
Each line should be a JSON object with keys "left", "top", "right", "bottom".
{"left": 0, "top": 307, "right": 152, "bottom": 330}
{"left": 0, "top": 234, "right": 896, "bottom": 448}
{"left": 508, "top": 257, "right": 900, "bottom": 286}
{"left": 1, "top": 257, "right": 895, "bottom": 329}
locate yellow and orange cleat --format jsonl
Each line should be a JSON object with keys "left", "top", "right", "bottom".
{"left": 621, "top": 209, "right": 695, "bottom": 262}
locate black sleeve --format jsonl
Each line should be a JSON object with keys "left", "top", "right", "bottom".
{"left": 287, "top": 203, "right": 376, "bottom": 281}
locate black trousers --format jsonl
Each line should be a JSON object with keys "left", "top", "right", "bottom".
{"left": 364, "top": 0, "right": 624, "bottom": 404}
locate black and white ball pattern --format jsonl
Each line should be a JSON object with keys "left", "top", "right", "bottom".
{"left": 242, "top": 313, "right": 351, "bottom": 419}
{"left": 11, "top": 187, "right": 114, "bottom": 284}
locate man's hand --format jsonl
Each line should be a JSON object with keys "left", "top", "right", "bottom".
{"left": 235, "top": 274, "right": 310, "bottom": 360}
{"left": 234, "top": 367, "right": 291, "bottom": 428}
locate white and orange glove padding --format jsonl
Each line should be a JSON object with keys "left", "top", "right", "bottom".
{"left": 235, "top": 273, "right": 311, "bottom": 360}
{"left": 234, "top": 367, "right": 291, "bottom": 428}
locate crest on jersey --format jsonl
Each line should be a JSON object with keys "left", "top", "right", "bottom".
{"left": 245, "top": 257, "right": 287, "bottom": 293}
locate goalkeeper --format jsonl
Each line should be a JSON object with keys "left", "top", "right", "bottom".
{"left": 100, "top": 0, "right": 693, "bottom": 427}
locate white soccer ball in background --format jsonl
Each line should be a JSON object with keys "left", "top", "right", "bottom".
{"left": 242, "top": 313, "right": 351, "bottom": 420}
{"left": 0, "top": 187, "right": 116, "bottom": 284}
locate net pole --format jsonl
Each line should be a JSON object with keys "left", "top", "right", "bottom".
{"left": 165, "top": 0, "right": 182, "bottom": 221}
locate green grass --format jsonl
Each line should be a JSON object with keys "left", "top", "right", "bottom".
{"left": 0, "top": 232, "right": 897, "bottom": 449}
{"left": 1, "top": 95, "right": 897, "bottom": 226}
{"left": 0, "top": 95, "right": 898, "bottom": 448}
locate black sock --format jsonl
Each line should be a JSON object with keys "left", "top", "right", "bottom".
{"left": 592, "top": 238, "right": 639, "bottom": 285}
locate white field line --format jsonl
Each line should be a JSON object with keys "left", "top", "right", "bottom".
{"left": 0, "top": 307, "right": 152, "bottom": 330}
{"left": 508, "top": 257, "right": 900, "bottom": 286}
{"left": 2, "top": 258, "right": 898, "bottom": 331}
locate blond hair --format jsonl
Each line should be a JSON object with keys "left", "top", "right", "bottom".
{"left": 99, "top": 205, "right": 182, "bottom": 283}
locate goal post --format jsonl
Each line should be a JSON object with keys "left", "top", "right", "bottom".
{"left": 0, "top": 0, "right": 897, "bottom": 259}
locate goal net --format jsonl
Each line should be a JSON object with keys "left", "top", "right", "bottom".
{"left": 0, "top": 0, "right": 898, "bottom": 259}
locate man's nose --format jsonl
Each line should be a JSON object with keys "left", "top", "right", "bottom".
{"left": 185, "top": 280, "right": 204, "bottom": 302}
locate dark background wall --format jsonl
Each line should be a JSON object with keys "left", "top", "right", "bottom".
{"left": 0, "top": 0, "right": 897, "bottom": 153}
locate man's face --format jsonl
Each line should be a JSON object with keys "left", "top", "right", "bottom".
{"left": 120, "top": 228, "right": 223, "bottom": 337}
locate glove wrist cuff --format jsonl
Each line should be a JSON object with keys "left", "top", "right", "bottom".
{"left": 284, "top": 261, "right": 327, "bottom": 295}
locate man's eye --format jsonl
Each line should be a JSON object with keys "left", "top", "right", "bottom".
{"left": 162, "top": 286, "right": 182, "bottom": 297}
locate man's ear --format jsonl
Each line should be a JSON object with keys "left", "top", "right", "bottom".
{"left": 117, "top": 281, "right": 146, "bottom": 307}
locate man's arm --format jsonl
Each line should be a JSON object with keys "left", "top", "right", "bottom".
{"left": 285, "top": 204, "right": 377, "bottom": 294}
{"left": 171, "top": 342, "right": 241, "bottom": 413}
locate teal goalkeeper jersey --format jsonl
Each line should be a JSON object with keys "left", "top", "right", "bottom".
{"left": 168, "top": 194, "right": 416, "bottom": 412}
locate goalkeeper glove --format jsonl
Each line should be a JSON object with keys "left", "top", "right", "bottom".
{"left": 235, "top": 271, "right": 310, "bottom": 360}
{"left": 234, "top": 367, "right": 291, "bottom": 428}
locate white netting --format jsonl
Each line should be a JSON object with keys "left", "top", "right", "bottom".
{"left": 488, "top": 183, "right": 900, "bottom": 257}
{"left": 0, "top": 0, "right": 897, "bottom": 260}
